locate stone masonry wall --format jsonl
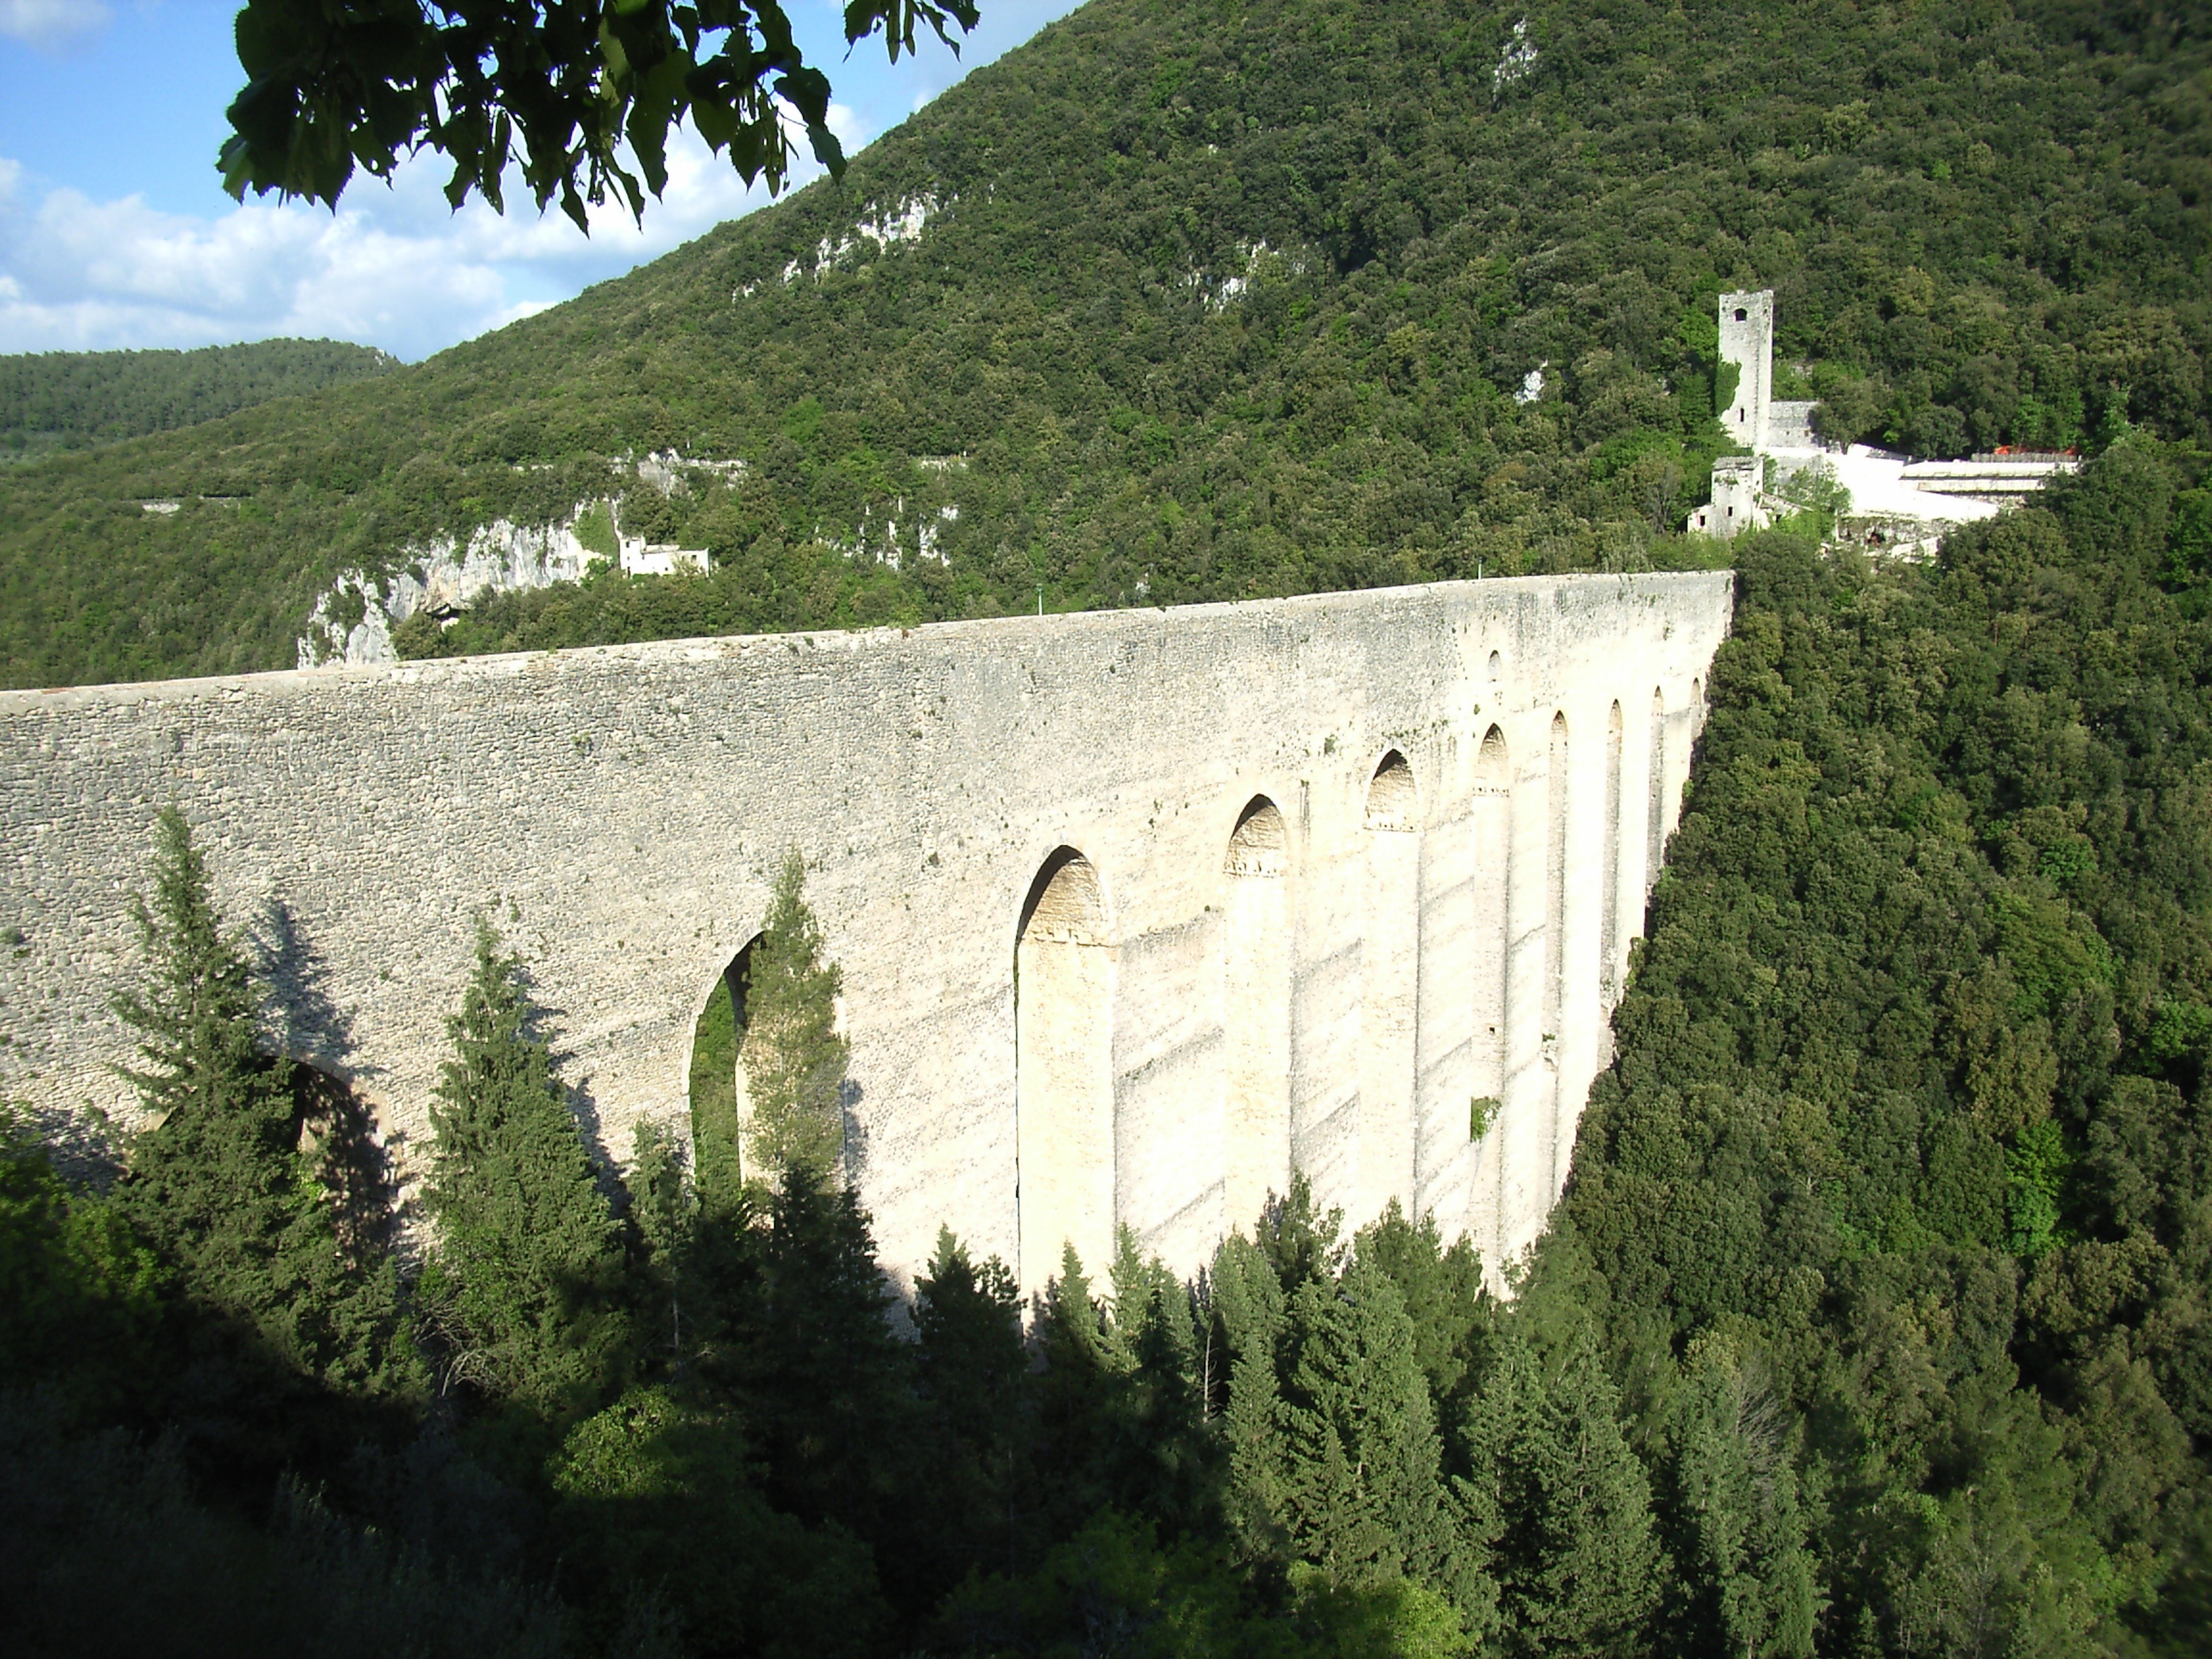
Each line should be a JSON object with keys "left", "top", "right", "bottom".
{"left": 0, "top": 573, "right": 1731, "bottom": 1292}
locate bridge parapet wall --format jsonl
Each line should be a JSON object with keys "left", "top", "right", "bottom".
{"left": 0, "top": 573, "right": 1730, "bottom": 1289}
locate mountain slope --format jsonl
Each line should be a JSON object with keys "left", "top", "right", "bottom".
{"left": 0, "top": 0, "right": 2205, "bottom": 687}
{"left": 0, "top": 340, "right": 397, "bottom": 466}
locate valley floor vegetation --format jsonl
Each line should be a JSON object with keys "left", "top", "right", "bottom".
{"left": 5, "top": 439, "right": 2212, "bottom": 1655}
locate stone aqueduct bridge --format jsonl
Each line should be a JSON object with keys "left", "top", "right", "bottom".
{"left": 0, "top": 574, "right": 1731, "bottom": 1292}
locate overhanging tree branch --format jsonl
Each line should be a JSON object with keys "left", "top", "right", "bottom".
{"left": 220, "top": 0, "right": 980, "bottom": 232}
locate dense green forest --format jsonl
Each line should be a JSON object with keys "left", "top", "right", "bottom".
{"left": 7, "top": 439, "right": 2212, "bottom": 1654}
{"left": 1, "top": 0, "right": 2205, "bottom": 685}
{"left": 0, "top": 340, "right": 397, "bottom": 466}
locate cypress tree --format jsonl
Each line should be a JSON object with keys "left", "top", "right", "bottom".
{"left": 739, "top": 851, "right": 847, "bottom": 1185}
{"left": 1660, "top": 1339, "right": 1819, "bottom": 1659}
{"left": 1276, "top": 1255, "right": 1457, "bottom": 1592}
{"left": 627, "top": 1119, "right": 692, "bottom": 1366}
{"left": 684, "top": 962, "right": 745, "bottom": 1216}
{"left": 1466, "top": 1325, "right": 1661, "bottom": 1657}
{"left": 1358, "top": 1200, "right": 1493, "bottom": 1430}
{"left": 1210, "top": 1227, "right": 1292, "bottom": 1563}
{"left": 914, "top": 1227, "right": 1027, "bottom": 1580}
{"left": 114, "top": 805, "right": 408, "bottom": 1396}
{"left": 418, "top": 918, "right": 625, "bottom": 1412}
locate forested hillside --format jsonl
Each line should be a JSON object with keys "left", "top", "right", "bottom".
{"left": 0, "top": 340, "right": 397, "bottom": 466}
{"left": 8, "top": 440, "right": 2211, "bottom": 1654}
{"left": 0, "top": 0, "right": 2205, "bottom": 687}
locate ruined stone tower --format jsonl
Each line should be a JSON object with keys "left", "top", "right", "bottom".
{"left": 1685, "top": 454, "right": 1764, "bottom": 538}
{"left": 1717, "top": 289, "right": 1774, "bottom": 450}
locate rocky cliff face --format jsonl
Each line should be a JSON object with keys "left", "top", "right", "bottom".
{"left": 296, "top": 452, "right": 738, "bottom": 665}
{"left": 297, "top": 516, "right": 598, "bottom": 667}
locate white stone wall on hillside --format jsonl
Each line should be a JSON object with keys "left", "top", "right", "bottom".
{"left": 7, "top": 576, "right": 1730, "bottom": 1295}
{"left": 1769, "top": 400, "right": 1819, "bottom": 449}
{"left": 1493, "top": 18, "right": 1539, "bottom": 94}
{"left": 778, "top": 193, "right": 944, "bottom": 285}
{"left": 620, "top": 542, "right": 710, "bottom": 577}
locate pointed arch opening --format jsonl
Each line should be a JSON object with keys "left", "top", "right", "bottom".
{"left": 1646, "top": 688, "right": 1667, "bottom": 898}
{"left": 1017, "top": 847, "right": 1113, "bottom": 1293}
{"left": 1469, "top": 725, "right": 1511, "bottom": 1153}
{"left": 1600, "top": 700, "right": 1625, "bottom": 1013}
{"left": 1361, "top": 751, "right": 1420, "bottom": 1219}
{"left": 287, "top": 1059, "right": 396, "bottom": 1264}
{"left": 1223, "top": 796, "right": 1291, "bottom": 1236}
{"left": 1543, "top": 712, "right": 1569, "bottom": 1185}
{"left": 689, "top": 935, "right": 762, "bottom": 1208}
{"left": 1225, "top": 795, "right": 1288, "bottom": 877}
{"left": 1365, "top": 750, "right": 1418, "bottom": 831}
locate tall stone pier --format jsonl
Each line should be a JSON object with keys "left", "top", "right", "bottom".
{"left": 0, "top": 574, "right": 1729, "bottom": 1291}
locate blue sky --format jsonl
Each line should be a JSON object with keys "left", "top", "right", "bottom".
{"left": 0, "top": 0, "right": 1081, "bottom": 358}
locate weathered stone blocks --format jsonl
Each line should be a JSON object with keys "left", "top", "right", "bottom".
{"left": 0, "top": 573, "right": 1730, "bottom": 1291}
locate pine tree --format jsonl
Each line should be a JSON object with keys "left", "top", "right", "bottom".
{"left": 739, "top": 851, "right": 848, "bottom": 1185}
{"left": 1251, "top": 1172, "right": 1342, "bottom": 1295}
{"left": 114, "top": 805, "right": 409, "bottom": 1396}
{"left": 1029, "top": 1242, "right": 1121, "bottom": 1532}
{"left": 418, "top": 917, "right": 625, "bottom": 1411}
{"left": 1026, "top": 1234, "right": 1220, "bottom": 1540}
{"left": 727, "top": 1164, "right": 914, "bottom": 1519}
{"left": 0, "top": 1104, "right": 164, "bottom": 1414}
{"left": 1212, "top": 1180, "right": 1343, "bottom": 1571}
{"left": 549, "top": 1384, "right": 893, "bottom": 1659}
{"left": 1661, "top": 1339, "right": 1819, "bottom": 1659}
{"left": 917, "top": 1225, "right": 1026, "bottom": 1436}
{"left": 1465, "top": 1326, "right": 1661, "bottom": 1658}
{"left": 1105, "top": 1227, "right": 1218, "bottom": 1534}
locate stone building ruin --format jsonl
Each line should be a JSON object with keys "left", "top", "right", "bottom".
{"left": 1716, "top": 288, "right": 1821, "bottom": 455}
{"left": 0, "top": 575, "right": 1730, "bottom": 1294}
{"left": 1685, "top": 454, "right": 1764, "bottom": 538}
{"left": 1693, "top": 289, "right": 2076, "bottom": 546}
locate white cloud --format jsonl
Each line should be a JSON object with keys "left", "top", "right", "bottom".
{"left": 825, "top": 101, "right": 868, "bottom": 151}
{"left": 0, "top": 0, "right": 108, "bottom": 49}
{"left": 0, "top": 108, "right": 872, "bottom": 360}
